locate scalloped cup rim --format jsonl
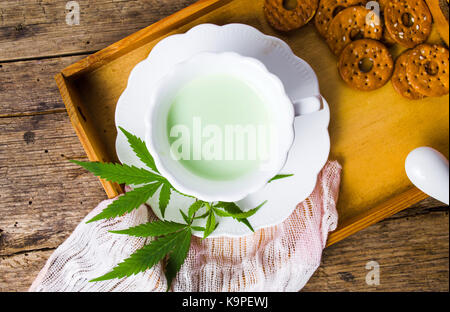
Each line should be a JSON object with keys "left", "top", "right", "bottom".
{"left": 144, "top": 51, "right": 295, "bottom": 202}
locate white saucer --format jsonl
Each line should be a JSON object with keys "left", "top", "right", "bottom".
{"left": 115, "top": 24, "right": 330, "bottom": 237}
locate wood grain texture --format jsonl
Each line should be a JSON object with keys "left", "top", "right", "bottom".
{"left": 327, "top": 187, "right": 429, "bottom": 246}
{"left": 0, "top": 112, "right": 106, "bottom": 256}
{"left": 0, "top": 0, "right": 197, "bottom": 62}
{"left": 60, "top": 0, "right": 230, "bottom": 78}
{"left": 0, "top": 0, "right": 447, "bottom": 292}
{"left": 305, "top": 204, "right": 449, "bottom": 292}
{"left": 56, "top": 73, "right": 123, "bottom": 198}
{"left": 0, "top": 56, "right": 85, "bottom": 116}
{"left": 0, "top": 249, "right": 54, "bottom": 292}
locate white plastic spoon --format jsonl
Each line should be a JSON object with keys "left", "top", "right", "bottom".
{"left": 405, "top": 147, "right": 449, "bottom": 205}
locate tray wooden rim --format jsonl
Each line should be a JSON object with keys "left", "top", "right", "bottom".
{"left": 55, "top": 0, "right": 430, "bottom": 247}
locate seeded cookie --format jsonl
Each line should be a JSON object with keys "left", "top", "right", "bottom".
{"left": 314, "top": 0, "right": 366, "bottom": 38}
{"left": 392, "top": 50, "right": 426, "bottom": 100}
{"left": 406, "top": 44, "right": 450, "bottom": 97}
{"left": 384, "top": 0, "right": 432, "bottom": 48}
{"left": 264, "top": 0, "right": 319, "bottom": 32}
{"left": 375, "top": 0, "right": 398, "bottom": 46}
{"left": 326, "top": 6, "right": 383, "bottom": 55}
{"left": 338, "top": 39, "right": 394, "bottom": 91}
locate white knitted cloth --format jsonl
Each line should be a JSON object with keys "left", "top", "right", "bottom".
{"left": 29, "top": 161, "right": 341, "bottom": 292}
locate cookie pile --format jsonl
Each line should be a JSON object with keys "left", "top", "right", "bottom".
{"left": 392, "top": 44, "right": 449, "bottom": 99}
{"left": 263, "top": 0, "right": 449, "bottom": 98}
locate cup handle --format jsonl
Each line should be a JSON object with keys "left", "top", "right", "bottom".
{"left": 293, "top": 95, "right": 323, "bottom": 117}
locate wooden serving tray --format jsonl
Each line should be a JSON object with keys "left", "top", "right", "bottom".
{"left": 55, "top": 0, "right": 449, "bottom": 246}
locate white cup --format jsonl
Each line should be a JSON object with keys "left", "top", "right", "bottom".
{"left": 145, "top": 52, "right": 322, "bottom": 202}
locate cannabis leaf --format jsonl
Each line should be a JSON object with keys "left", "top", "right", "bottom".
{"left": 214, "top": 201, "right": 267, "bottom": 219}
{"left": 90, "top": 229, "right": 187, "bottom": 282}
{"left": 96, "top": 214, "right": 194, "bottom": 290}
{"left": 191, "top": 226, "right": 206, "bottom": 232}
{"left": 73, "top": 128, "right": 176, "bottom": 223}
{"left": 159, "top": 184, "right": 171, "bottom": 218}
{"left": 87, "top": 182, "right": 162, "bottom": 223}
{"left": 180, "top": 210, "right": 190, "bottom": 224}
{"left": 165, "top": 228, "right": 192, "bottom": 291}
{"left": 70, "top": 160, "right": 163, "bottom": 185}
{"left": 213, "top": 201, "right": 266, "bottom": 232}
{"left": 188, "top": 200, "right": 205, "bottom": 218}
{"left": 110, "top": 220, "right": 187, "bottom": 237}
{"left": 118, "top": 126, "right": 159, "bottom": 174}
{"left": 203, "top": 210, "right": 216, "bottom": 239}
{"left": 268, "top": 174, "right": 294, "bottom": 183}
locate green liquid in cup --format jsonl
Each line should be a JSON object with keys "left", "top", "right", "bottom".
{"left": 166, "top": 74, "right": 271, "bottom": 181}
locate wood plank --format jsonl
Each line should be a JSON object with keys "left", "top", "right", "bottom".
{"left": 0, "top": 0, "right": 197, "bottom": 62}
{"left": 327, "top": 187, "right": 429, "bottom": 246}
{"left": 60, "top": 0, "right": 231, "bottom": 78}
{"left": 304, "top": 205, "right": 449, "bottom": 292}
{"left": 56, "top": 73, "right": 123, "bottom": 198}
{"left": 0, "top": 249, "right": 53, "bottom": 292}
{"left": 0, "top": 203, "right": 446, "bottom": 292}
{"left": 0, "top": 55, "right": 85, "bottom": 116}
{"left": 0, "top": 112, "right": 107, "bottom": 256}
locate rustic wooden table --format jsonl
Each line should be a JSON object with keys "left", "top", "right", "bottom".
{"left": 0, "top": 0, "right": 448, "bottom": 292}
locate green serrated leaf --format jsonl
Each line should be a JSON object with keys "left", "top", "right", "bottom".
{"left": 213, "top": 207, "right": 233, "bottom": 217}
{"left": 188, "top": 201, "right": 204, "bottom": 218}
{"left": 214, "top": 202, "right": 242, "bottom": 215}
{"left": 70, "top": 160, "right": 162, "bottom": 185}
{"left": 214, "top": 202, "right": 260, "bottom": 232}
{"left": 268, "top": 174, "right": 294, "bottom": 183}
{"left": 90, "top": 230, "right": 185, "bottom": 282}
{"left": 87, "top": 183, "right": 162, "bottom": 223}
{"left": 109, "top": 220, "right": 187, "bottom": 237}
{"left": 240, "top": 218, "right": 254, "bottom": 232}
{"left": 229, "top": 200, "right": 267, "bottom": 219}
{"left": 203, "top": 212, "right": 216, "bottom": 239}
{"left": 172, "top": 188, "right": 197, "bottom": 199}
{"left": 194, "top": 211, "right": 210, "bottom": 220}
{"left": 180, "top": 210, "right": 190, "bottom": 224}
{"left": 164, "top": 228, "right": 191, "bottom": 291}
{"left": 191, "top": 226, "right": 206, "bottom": 232}
{"left": 159, "top": 183, "right": 171, "bottom": 218}
{"left": 119, "top": 127, "right": 159, "bottom": 174}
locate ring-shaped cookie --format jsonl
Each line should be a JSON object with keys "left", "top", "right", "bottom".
{"left": 406, "top": 44, "right": 450, "bottom": 97}
{"left": 264, "top": 0, "right": 319, "bottom": 32}
{"left": 384, "top": 0, "right": 432, "bottom": 48}
{"left": 338, "top": 39, "right": 394, "bottom": 91}
{"left": 315, "top": 0, "right": 366, "bottom": 38}
{"left": 392, "top": 50, "right": 426, "bottom": 100}
{"left": 326, "top": 6, "right": 383, "bottom": 56}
